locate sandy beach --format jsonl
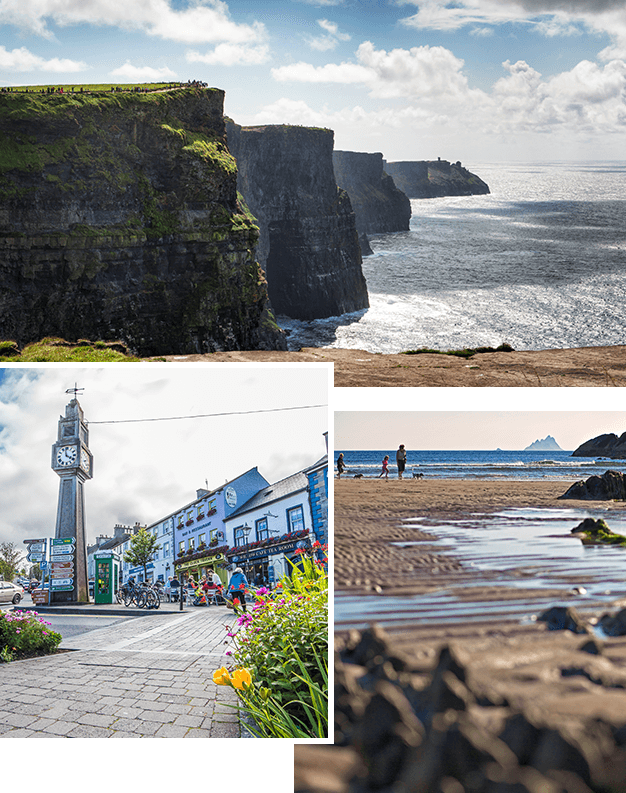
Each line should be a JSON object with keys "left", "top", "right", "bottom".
{"left": 296, "top": 477, "right": 626, "bottom": 793}
{"left": 160, "top": 345, "right": 626, "bottom": 387}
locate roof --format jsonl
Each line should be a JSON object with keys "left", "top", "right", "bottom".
{"left": 227, "top": 471, "right": 308, "bottom": 519}
{"left": 302, "top": 455, "right": 328, "bottom": 475}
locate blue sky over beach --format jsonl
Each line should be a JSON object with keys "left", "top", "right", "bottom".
{"left": 1, "top": 0, "right": 625, "bottom": 160}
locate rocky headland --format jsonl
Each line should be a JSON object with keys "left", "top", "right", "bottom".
{"left": 226, "top": 121, "right": 369, "bottom": 320}
{"left": 332, "top": 150, "right": 411, "bottom": 253}
{"left": 383, "top": 158, "right": 490, "bottom": 198}
{"left": 572, "top": 433, "right": 626, "bottom": 459}
{"left": 0, "top": 86, "right": 287, "bottom": 356}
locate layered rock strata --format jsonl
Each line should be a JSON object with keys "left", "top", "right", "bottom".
{"left": 226, "top": 122, "right": 369, "bottom": 319}
{"left": 0, "top": 87, "right": 286, "bottom": 355}
{"left": 383, "top": 159, "right": 490, "bottom": 198}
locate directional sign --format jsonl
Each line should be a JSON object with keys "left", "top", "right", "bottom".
{"left": 27, "top": 553, "right": 45, "bottom": 563}
{"left": 51, "top": 578, "right": 73, "bottom": 588}
{"left": 51, "top": 538, "right": 75, "bottom": 546}
{"left": 50, "top": 585, "right": 73, "bottom": 591}
{"left": 24, "top": 538, "right": 46, "bottom": 545}
{"left": 26, "top": 543, "right": 46, "bottom": 553}
{"left": 51, "top": 546, "right": 74, "bottom": 556}
{"left": 51, "top": 562, "right": 73, "bottom": 571}
{"left": 51, "top": 569, "right": 74, "bottom": 579}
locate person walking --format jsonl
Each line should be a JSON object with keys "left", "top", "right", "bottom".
{"left": 228, "top": 567, "right": 249, "bottom": 612}
{"left": 378, "top": 455, "right": 390, "bottom": 479}
{"left": 337, "top": 453, "right": 345, "bottom": 479}
{"left": 396, "top": 444, "right": 407, "bottom": 479}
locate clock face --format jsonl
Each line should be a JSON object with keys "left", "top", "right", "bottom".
{"left": 225, "top": 487, "right": 237, "bottom": 508}
{"left": 80, "top": 449, "right": 90, "bottom": 472}
{"left": 56, "top": 445, "right": 77, "bottom": 467}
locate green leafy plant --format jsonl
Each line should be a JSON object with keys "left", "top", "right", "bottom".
{"left": 216, "top": 543, "right": 328, "bottom": 737}
{"left": 124, "top": 527, "right": 161, "bottom": 580}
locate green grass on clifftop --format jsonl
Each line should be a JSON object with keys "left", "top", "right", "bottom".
{"left": 0, "top": 338, "right": 142, "bottom": 362}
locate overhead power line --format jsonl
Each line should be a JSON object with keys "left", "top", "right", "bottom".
{"left": 88, "top": 403, "right": 327, "bottom": 426}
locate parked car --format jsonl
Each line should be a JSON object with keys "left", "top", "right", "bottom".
{"left": 0, "top": 581, "right": 23, "bottom": 605}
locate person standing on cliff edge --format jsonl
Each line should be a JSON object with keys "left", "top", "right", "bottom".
{"left": 396, "top": 445, "right": 407, "bottom": 479}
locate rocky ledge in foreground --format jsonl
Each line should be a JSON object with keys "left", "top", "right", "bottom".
{"left": 559, "top": 470, "right": 626, "bottom": 501}
{"left": 329, "top": 622, "right": 626, "bottom": 793}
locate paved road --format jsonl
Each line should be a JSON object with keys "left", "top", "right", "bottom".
{"left": 41, "top": 613, "right": 134, "bottom": 641}
{"left": 0, "top": 607, "right": 243, "bottom": 738}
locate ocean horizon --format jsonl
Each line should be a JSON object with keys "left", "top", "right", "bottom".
{"left": 282, "top": 161, "right": 626, "bottom": 354}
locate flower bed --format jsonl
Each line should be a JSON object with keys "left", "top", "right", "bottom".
{"left": 0, "top": 610, "right": 62, "bottom": 662}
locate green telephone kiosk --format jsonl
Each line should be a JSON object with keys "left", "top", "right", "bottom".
{"left": 94, "top": 552, "right": 120, "bottom": 604}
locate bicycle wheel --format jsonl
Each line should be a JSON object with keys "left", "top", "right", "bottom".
{"left": 144, "top": 590, "right": 158, "bottom": 609}
{"left": 123, "top": 590, "right": 133, "bottom": 607}
{"left": 137, "top": 590, "right": 148, "bottom": 608}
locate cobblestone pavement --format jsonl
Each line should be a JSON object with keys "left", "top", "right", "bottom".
{"left": 0, "top": 607, "right": 243, "bottom": 738}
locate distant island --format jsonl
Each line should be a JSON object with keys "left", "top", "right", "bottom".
{"left": 524, "top": 435, "right": 562, "bottom": 451}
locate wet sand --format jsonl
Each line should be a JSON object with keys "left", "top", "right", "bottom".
{"left": 295, "top": 478, "right": 626, "bottom": 793}
{"left": 159, "top": 345, "right": 626, "bottom": 387}
{"left": 334, "top": 478, "right": 626, "bottom": 594}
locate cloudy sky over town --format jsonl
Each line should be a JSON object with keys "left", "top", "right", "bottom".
{"left": 1, "top": 0, "right": 625, "bottom": 161}
{"left": 0, "top": 364, "right": 329, "bottom": 556}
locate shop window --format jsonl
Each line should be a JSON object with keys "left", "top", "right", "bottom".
{"left": 256, "top": 517, "right": 268, "bottom": 542}
{"left": 287, "top": 506, "right": 305, "bottom": 533}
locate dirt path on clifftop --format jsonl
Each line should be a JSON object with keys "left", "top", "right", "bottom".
{"left": 158, "top": 345, "right": 626, "bottom": 386}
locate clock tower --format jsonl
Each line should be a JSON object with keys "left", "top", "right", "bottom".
{"left": 51, "top": 396, "right": 93, "bottom": 603}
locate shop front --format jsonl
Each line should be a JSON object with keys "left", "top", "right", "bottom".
{"left": 174, "top": 550, "right": 228, "bottom": 586}
{"left": 227, "top": 532, "right": 311, "bottom": 588}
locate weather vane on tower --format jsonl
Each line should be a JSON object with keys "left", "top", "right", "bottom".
{"left": 65, "top": 384, "right": 85, "bottom": 398}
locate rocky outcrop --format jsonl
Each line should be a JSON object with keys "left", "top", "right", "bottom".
{"left": 332, "top": 151, "right": 411, "bottom": 235}
{"left": 383, "top": 159, "right": 490, "bottom": 198}
{"left": 0, "top": 87, "right": 286, "bottom": 355}
{"left": 559, "top": 470, "right": 626, "bottom": 500}
{"left": 572, "top": 432, "right": 626, "bottom": 458}
{"left": 226, "top": 122, "right": 369, "bottom": 319}
{"left": 334, "top": 626, "right": 626, "bottom": 792}
{"left": 570, "top": 517, "right": 626, "bottom": 545}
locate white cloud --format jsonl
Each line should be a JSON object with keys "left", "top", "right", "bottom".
{"left": 273, "top": 41, "right": 476, "bottom": 101}
{"left": 0, "top": 0, "right": 267, "bottom": 45}
{"left": 110, "top": 62, "right": 177, "bottom": 81}
{"left": 305, "top": 18, "right": 351, "bottom": 51}
{"left": 186, "top": 42, "right": 271, "bottom": 65}
{"left": 0, "top": 45, "right": 86, "bottom": 71}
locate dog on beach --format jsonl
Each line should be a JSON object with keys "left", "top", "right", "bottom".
{"left": 412, "top": 472, "right": 424, "bottom": 479}
{"left": 354, "top": 473, "right": 364, "bottom": 478}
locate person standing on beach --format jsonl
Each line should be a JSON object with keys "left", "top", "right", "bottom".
{"left": 337, "top": 453, "right": 345, "bottom": 478}
{"left": 378, "top": 455, "right": 390, "bottom": 479}
{"left": 396, "top": 444, "right": 407, "bottom": 479}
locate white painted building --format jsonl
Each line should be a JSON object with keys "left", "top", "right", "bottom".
{"left": 223, "top": 471, "right": 313, "bottom": 587}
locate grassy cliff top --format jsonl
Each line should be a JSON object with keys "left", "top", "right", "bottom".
{"left": 0, "top": 83, "right": 221, "bottom": 117}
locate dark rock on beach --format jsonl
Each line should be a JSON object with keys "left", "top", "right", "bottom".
{"left": 559, "top": 470, "right": 626, "bottom": 500}
{"left": 572, "top": 432, "right": 626, "bottom": 459}
{"left": 537, "top": 605, "right": 590, "bottom": 634}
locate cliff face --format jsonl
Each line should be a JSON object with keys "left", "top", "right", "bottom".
{"left": 0, "top": 87, "right": 286, "bottom": 355}
{"left": 383, "top": 160, "right": 490, "bottom": 199}
{"left": 226, "top": 122, "right": 369, "bottom": 320}
{"left": 332, "top": 151, "right": 411, "bottom": 235}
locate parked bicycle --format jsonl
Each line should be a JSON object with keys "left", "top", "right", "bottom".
{"left": 119, "top": 580, "right": 160, "bottom": 609}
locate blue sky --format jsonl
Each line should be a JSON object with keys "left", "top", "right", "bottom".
{"left": 1, "top": 0, "right": 625, "bottom": 161}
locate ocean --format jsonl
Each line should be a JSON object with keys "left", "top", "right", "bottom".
{"left": 334, "top": 448, "right": 626, "bottom": 481}
{"left": 280, "top": 161, "right": 626, "bottom": 353}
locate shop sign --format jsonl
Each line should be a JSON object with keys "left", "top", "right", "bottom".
{"left": 229, "top": 539, "right": 304, "bottom": 562}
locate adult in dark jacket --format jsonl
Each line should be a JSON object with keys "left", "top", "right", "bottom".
{"left": 228, "top": 567, "right": 249, "bottom": 612}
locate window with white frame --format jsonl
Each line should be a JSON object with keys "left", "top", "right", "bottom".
{"left": 256, "top": 517, "right": 268, "bottom": 542}
{"left": 163, "top": 542, "right": 169, "bottom": 557}
{"left": 234, "top": 526, "right": 248, "bottom": 547}
{"left": 188, "top": 537, "right": 195, "bottom": 551}
{"left": 287, "top": 505, "right": 305, "bottom": 533}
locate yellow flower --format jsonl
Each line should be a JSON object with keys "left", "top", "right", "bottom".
{"left": 213, "top": 666, "right": 231, "bottom": 686}
{"left": 231, "top": 668, "right": 253, "bottom": 690}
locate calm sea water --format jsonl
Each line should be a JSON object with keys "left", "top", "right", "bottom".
{"left": 281, "top": 161, "right": 626, "bottom": 353}
{"left": 334, "top": 449, "right": 626, "bottom": 480}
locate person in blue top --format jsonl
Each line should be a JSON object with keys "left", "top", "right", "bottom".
{"left": 228, "top": 567, "right": 249, "bottom": 612}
